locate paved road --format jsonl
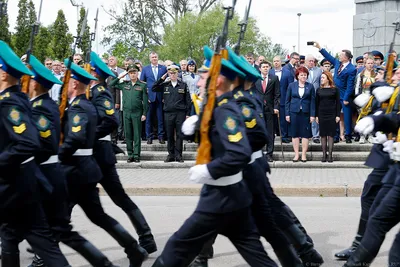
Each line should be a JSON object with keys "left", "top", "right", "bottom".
{"left": 19, "top": 196, "right": 398, "bottom": 267}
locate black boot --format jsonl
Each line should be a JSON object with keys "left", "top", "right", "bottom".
{"left": 335, "top": 219, "right": 366, "bottom": 260}
{"left": 73, "top": 241, "right": 119, "bottom": 267}
{"left": 151, "top": 257, "right": 165, "bottom": 267}
{"left": 328, "top": 136, "right": 334, "bottom": 162}
{"left": 107, "top": 224, "right": 148, "bottom": 267}
{"left": 283, "top": 225, "right": 324, "bottom": 266}
{"left": 343, "top": 244, "right": 374, "bottom": 267}
{"left": 28, "top": 254, "right": 45, "bottom": 267}
{"left": 189, "top": 256, "right": 208, "bottom": 267}
{"left": 127, "top": 209, "right": 157, "bottom": 254}
{"left": 274, "top": 245, "right": 303, "bottom": 267}
{"left": 321, "top": 137, "right": 327, "bottom": 162}
{"left": 2, "top": 252, "right": 20, "bottom": 267}
{"left": 283, "top": 205, "right": 314, "bottom": 244}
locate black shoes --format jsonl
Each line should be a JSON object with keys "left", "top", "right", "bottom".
{"left": 176, "top": 157, "right": 184, "bottom": 163}
{"left": 147, "top": 139, "right": 152, "bottom": 144}
{"left": 164, "top": 156, "right": 175, "bottom": 163}
{"left": 266, "top": 155, "right": 274, "bottom": 162}
{"left": 335, "top": 247, "right": 357, "bottom": 260}
{"left": 127, "top": 209, "right": 157, "bottom": 255}
{"left": 159, "top": 138, "right": 165, "bottom": 144}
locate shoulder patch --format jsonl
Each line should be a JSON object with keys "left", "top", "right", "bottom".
{"left": 241, "top": 105, "right": 252, "bottom": 119}
{"left": 0, "top": 92, "right": 10, "bottom": 100}
{"left": 234, "top": 91, "right": 244, "bottom": 99}
{"left": 104, "top": 100, "right": 112, "bottom": 109}
{"left": 224, "top": 116, "right": 238, "bottom": 134}
{"left": 37, "top": 115, "right": 50, "bottom": 131}
{"left": 8, "top": 107, "right": 22, "bottom": 125}
{"left": 218, "top": 98, "right": 228, "bottom": 106}
{"left": 71, "top": 99, "right": 80, "bottom": 106}
{"left": 97, "top": 86, "right": 106, "bottom": 92}
{"left": 33, "top": 99, "right": 43, "bottom": 107}
{"left": 72, "top": 114, "right": 80, "bottom": 126}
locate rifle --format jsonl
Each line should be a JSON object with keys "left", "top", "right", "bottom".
{"left": 59, "top": 8, "right": 88, "bottom": 145}
{"left": 84, "top": 8, "right": 98, "bottom": 99}
{"left": 196, "top": 0, "right": 236, "bottom": 164}
{"left": 384, "top": 19, "right": 400, "bottom": 84}
{"left": 20, "top": 0, "right": 43, "bottom": 94}
{"left": 234, "top": 0, "right": 251, "bottom": 55}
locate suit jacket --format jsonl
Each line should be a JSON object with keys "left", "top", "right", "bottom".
{"left": 319, "top": 48, "right": 357, "bottom": 101}
{"left": 140, "top": 64, "right": 168, "bottom": 102}
{"left": 283, "top": 63, "right": 296, "bottom": 80}
{"left": 285, "top": 81, "right": 316, "bottom": 116}
{"left": 254, "top": 74, "right": 280, "bottom": 113}
{"left": 307, "top": 67, "right": 322, "bottom": 92}
{"left": 269, "top": 68, "right": 294, "bottom": 107}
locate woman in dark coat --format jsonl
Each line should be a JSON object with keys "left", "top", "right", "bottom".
{"left": 316, "top": 71, "right": 341, "bottom": 162}
{"left": 285, "top": 66, "right": 316, "bottom": 162}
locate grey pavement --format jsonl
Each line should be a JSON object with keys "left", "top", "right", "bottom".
{"left": 19, "top": 196, "right": 399, "bottom": 267}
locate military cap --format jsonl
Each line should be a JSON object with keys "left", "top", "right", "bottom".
{"left": 134, "top": 59, "right": 142, "bottom": 65}
{"left": 127, "top": 64, "right": 140, "bottom": 72}
{"left": 0, "top": 41, "right": 33, "bottom": 79}
{"left": 356, "top": 56, "right": 364, "bottom": 64}
{"left": 29, "top": 55, "right": 63, "bottom": 89}
{"left": 320, "top": 58, "right": 331, "bottom": 66}
{"left": 372, "top": 50, "right": 384, "bottom": 60}
{"left": 238, "top": 54, "right": 263, "bottom": 82}
{"left": 90, "top": 51, "right": 116, "bottom": 79}
{"left": 64, "top": 59, "right": 98, "bottom": 85}
{"left": 187, "top": 59, "right": 196, "bottom": 66}
{"left": 167, "top": 64, "right": 180, "bottom": 73}
{"left": 198, "top": 60, "right": 211, "bottom": 73}
{"left": 202, "top": 45, "right": 245, "bottom": 80}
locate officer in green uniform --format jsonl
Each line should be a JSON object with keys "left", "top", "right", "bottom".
{"left": 109, "top": 64, "right": 148, "bottom": 162}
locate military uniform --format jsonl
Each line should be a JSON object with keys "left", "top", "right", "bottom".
{"left": 90, "top": 53, "right": 157, "bottom": 255}
{"left": 0, "top": 41, "right": 70, "bottom": 267}
{"left": 59, "top": 60, "right": 147, "bottom": 267}
{"left": 152, "top": 65, "right": 191, "bottom": 162}
{"left": 109, "top": 64, "right": 148, "bottom": 161}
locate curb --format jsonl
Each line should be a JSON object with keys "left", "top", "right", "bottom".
{"left": 98, "top": 184, "right": 363, "bottom": 197}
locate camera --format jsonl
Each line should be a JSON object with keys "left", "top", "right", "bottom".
{"left": 307, "top": 41, "right": 315, "bottom": 46}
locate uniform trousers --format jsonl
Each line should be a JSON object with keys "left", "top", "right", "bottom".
{"left": 164, "top": 111, "right": 186, "bottom": 159}
{"left": 159, "top": 208, "right": 277, "bottom": 267}
{"left": 1, "top": 201, "right": 69, "bottom": 267}
{"left": 124, "top": 111, "right": 143, "bottom": 159}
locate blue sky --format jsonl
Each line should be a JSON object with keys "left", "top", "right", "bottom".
{"left": 7, "top": 0, "right": 355, "bottom": 59}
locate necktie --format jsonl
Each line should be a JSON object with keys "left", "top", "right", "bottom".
{"left": 191, "top": 73, "right": 195, "bottom": 79}
{"left": 309, "top": 68, "right": 313, "bottom": 82}
{"left": 338, "top": 64, "right": 344, "bottom": 75}
{"left": 262, "top": 77, "right": 267, "bottom": 93}
{"left": 153, "top": 66, "right": 158, "bottom": 80}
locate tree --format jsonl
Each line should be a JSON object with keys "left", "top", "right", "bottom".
{"left": 34, "top": 26, "right": 53, "bottom": 62}
{"left": 13, "top": 0, "right": 36, "bottom": 56}
{"left": 77, "top": 7, "right": 91, "bottom": 57}
{"left": 51, "top": 10, "right": 73, "bottom": 60}
{"left": 0, "top": 1, "right": 11, "bottom": 46}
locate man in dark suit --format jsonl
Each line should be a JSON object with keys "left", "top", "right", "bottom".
{"left": 270, "top": 56, "right": 294, "bottom": 143}
{"left": 314, "top": 42, "right": 357, "bottom": 143}
{"left": 255, "top": 61, "right": 280, "bottom": 162}
{"left": 245, "top": 52, "right": 260, "bottom": 72}
{"left": 283, "top": 52, "right": 300, "bottom": 80}
{"left": 140, "top": 51, "right": 168, "bottom": 144}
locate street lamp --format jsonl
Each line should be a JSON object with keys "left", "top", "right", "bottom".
{"left": 297, "top": 13, "right": 301, "bottom": 54}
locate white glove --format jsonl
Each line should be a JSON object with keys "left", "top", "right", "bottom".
{"left": 383, "top": 140, "right": 394, "bottom": 153}
{"left": 372, "top": 86, "right": 394, "bottom": 103}
{"left": 372, "top": 132, "right": 388, "bottom": 144}
{"left": 355, "top": 117, "right": 375, "bottom": 135}
{"left": 182, "top": 115, "right": 199, "bottom": 135}
{"left": 373, "top": 110, "right": 383, "bottom": 116}
{"left": 353, "top": 93, "right": 370, "bottom": 108}
{"left": 188, "top": 164, "right": 212, "bottom": 184}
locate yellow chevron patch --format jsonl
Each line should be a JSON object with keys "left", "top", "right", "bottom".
{"left": 218, "top": 99, "right": 228, "bottom": 106}
{"left": 245, "top": 119, "right": 257, "bottom": 128}
{"left": 105, "top": 109, "right": 115, "bottom": 115}
{"left": 13, "top": 123, "right": 26, "bottom": 134}
{"left": 228, "top": 132, "right": 243, "bottom": 143}
{"left": 39, "top": 130, "right": 51, "bottom": 138}
{"left": 72, "top": 126, "right": 81, "bottom": 133}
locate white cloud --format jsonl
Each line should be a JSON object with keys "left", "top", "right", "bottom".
{"left": 7, "top": 0, "right": 356, "bottom": 58}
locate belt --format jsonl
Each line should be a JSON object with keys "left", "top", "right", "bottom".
{"left": 249, "top": 150, "right": 263, "bottom": 164}
{"left": 73, "top": 149, "right": 93, "bottom": 156}
{"left": 98, "top": 135, "right": 111, "bottom": 141}
{"left": 41, "top": 155, "right": 59, "bottom": 165}
{"left": 22, "top": 156, "right": 34, "bottom": 164}
{"left": 204, "top": 172, "right": 242, "bottom": 186}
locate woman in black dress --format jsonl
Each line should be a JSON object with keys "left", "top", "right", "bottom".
{"left": 316, "top": 71, "right": 341, "bottom": 162}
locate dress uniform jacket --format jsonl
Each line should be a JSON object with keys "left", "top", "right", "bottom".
{"left": 59, "top": 93, "right": 102, "bottom": 184}
{"left": 195, "top": 91, "right": 252, "bottom": 214}
{"left": 91, "top": 83, "right": 119, "bottom": 166}
{"left": 152, "top": 79, "right": 191, "bottom": 115}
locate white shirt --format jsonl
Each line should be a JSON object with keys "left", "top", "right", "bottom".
{"left": 340, "top": 61, "right": 350, "bottom": 72}
{"left": 274, "top": 69, "right": 282, "bottom": 81}
{"left": 49, "top": 73, "right": 63, "bottom": 103}
{"left": 171, "top": 80, "right": 178, "bottom": 87}
{"left": 298, "top": 86, "right": 305, "bottom": 98}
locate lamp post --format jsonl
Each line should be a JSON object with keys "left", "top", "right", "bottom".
{"left": 297, "top": 13, "right": 301, "bottom": 54}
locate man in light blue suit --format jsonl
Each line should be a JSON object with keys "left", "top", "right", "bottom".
{"left": 270, "top": 56, "right": 294, "bottom": 143}
{"left": 141, "top": 51, "right": 168, "bottom": 144}
{"left": 305, "top": 55, "right": 322, "bottom": 143}
{"left": 314, "top": 42, "right": 357, "bottom": 143}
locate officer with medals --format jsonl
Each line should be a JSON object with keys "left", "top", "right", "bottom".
{"left": 0, "top": 41, "right": 70, "bottom": 266}
{"left": 334, "top": 65, "right": 394, "bottom": 261}
{"left": 59, "top": 60, "right": 147, "bottom": 267}
{"left": 26, "top": 54, "right": 118, "bottom": 267}
{"left": 151, "top": 49, "right": 278, "bottom": 267}
{"left": 89, "top": 52, "right": 157, "bottom": 254}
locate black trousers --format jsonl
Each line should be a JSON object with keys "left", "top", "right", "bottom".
{"left": 165, "top": 111, "right": 186, "bottom": 159}
{"left": 1, "top": 202, "right": 69, "bottom": 267}
{"left": 99, "top": 164, "right": 138, "bottom": 212}
{"left": 264, "top": 112, "right": 275, "bottom": 156}
{"left": 159, "top": 208, "right": 277, "bottom": 267}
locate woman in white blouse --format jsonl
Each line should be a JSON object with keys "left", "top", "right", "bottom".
{"left": 182, "top": 60, "right": 200, "bottom": 98}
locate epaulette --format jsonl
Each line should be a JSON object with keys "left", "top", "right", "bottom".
{"left": 234, "top": 91, "right": 244, "bottom": 99}
{"left": 97, "top": 86, "right": 106, "bottom": 92}
{"left": 139, "top": 80, "right": 147, "bottom": 84}
{"left": 0, "top": 92, "right": 10, "bottom": 100}
{"left": 32, "top": 99, "right": 42, "bottom": 107}
{"left": 71, "top": 99, "right": 80, "bottom": 106}
{"left": 218, "top": 98, "right": 228, "bottom": 106}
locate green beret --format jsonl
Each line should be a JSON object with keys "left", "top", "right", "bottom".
{"left": 30, "top": 55, "right": 63, "bottom": 89}
{"left": 0, "top": 41, "right": 33, "bottom": 78}
{"left": 64, "top": 59, "right": 98, "bottom": 85}
{"left": 90, "top": 51, "right": 116, "bottom": 79}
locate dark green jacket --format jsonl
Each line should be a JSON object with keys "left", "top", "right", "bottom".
{"left": 110, "top": 78, "right": 149, "bottom": 115}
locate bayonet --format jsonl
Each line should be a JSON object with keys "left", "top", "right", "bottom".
{"left": 234, "top": 0, "right": 252, "bottom": 54}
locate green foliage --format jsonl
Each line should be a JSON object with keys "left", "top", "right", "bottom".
{"left": 34, "top": 26, "right": 54, "bottom": 62}
{"left": 0, "top": 2, "right": 12, "bottom": 46}
{"left": 51, "top": 10, "right": 73, "bottom": 60}
{"left": 13, "top": 0, "right": 36, "bottom": 56}
{"left": 77, "top": 7, "right": 91, "bottom": 58}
